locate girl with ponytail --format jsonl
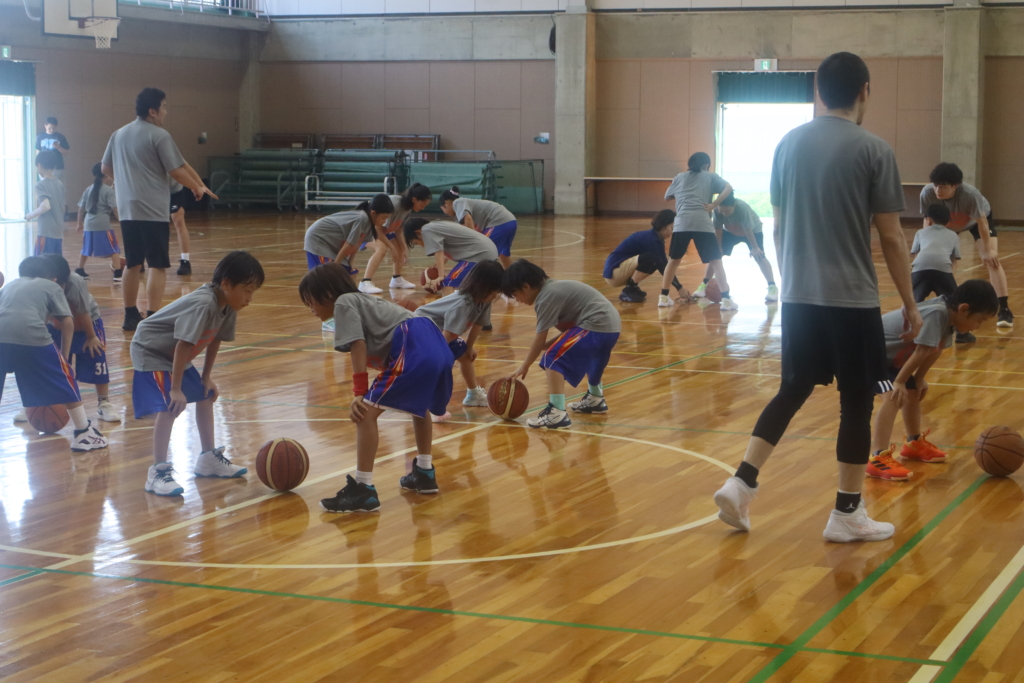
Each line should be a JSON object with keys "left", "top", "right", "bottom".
{"left": 75, "top": 162, "right": 122, "bottom": 281}
{"left": 439, "top": 186, "right": 518, "bottom": 269}
{"left": 362, "top": 183, "right": 433, "bottom": 293}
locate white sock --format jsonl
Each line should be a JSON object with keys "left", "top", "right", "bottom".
{"left": 416, "top": 454, "right": 433, "bottom": 469}
{"left": 69, "top": 405, "right": 89, "bottom": 431}
{"left": 354, "top": 470, "right": 373, "bottom": 486}
{"left": 181, "top": 253, "right": 189, "bottom": 261}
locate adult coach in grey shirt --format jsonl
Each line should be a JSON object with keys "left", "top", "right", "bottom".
{"left": 712, "top": 52, "right": 923, "bottom": 543}
{"left": 102, "top": 88, "right": 217, "bottom": 331}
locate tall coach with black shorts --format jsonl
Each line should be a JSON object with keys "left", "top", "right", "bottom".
{"left": 712, "top": 53, "right": 923, "bottom": 543}
{"left": 102, "top": 88, "right": 217, "bottom": 331}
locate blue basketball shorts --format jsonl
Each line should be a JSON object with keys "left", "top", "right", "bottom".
{"left": 483, "top": 220, "right": 517, "bottom": 257}
{"left": 48, "top": 318, "right": 110, "bottom": 385}
{"left": 364, "top": 317, "right": 455, "bottom": 418}
{"left": 132, "top": 366, "right": 213, "bottom": 419}
{"left": 0, "top": 342, "right": 81, "bottom": 407}
{"left": 34, "top": 236, "right": 63, "bottom": 256}
{"left": 306, "top": 251, "right": 358, "bottom": 276}
{"left": 540, "top": 327, "right": 620, "bottom": 388}
{"left": 82, "top": 230, "right": 120, "bottom": 257}
{"left": 443, "top": 260, "right": 476, "bottom": 289}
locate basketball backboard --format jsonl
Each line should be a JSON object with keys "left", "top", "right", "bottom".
{"left": 43, "top": 0, "right": 119, "bottom": 42}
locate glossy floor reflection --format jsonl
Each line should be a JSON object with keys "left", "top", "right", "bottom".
{"left": 0, "top": 213, "right": 1023, "bottom": 682}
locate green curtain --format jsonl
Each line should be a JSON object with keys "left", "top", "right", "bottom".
{"left": 0, "top": 60, "right": 35, "bottom": 96}
{"left": 717, "top": 72, "right": 814, "bottom": 104}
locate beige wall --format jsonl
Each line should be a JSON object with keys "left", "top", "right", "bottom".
{"left": 259, "top": 60, "right": 555, "bottom": 207}
{"left": 983, "top": 57, "right": 1024, "bottom": 220}
{"left": 19, "top": 46, "right": 244, "bottom": 208}
{"left": 594, "top": 56, "right": 942, "bottom": 213}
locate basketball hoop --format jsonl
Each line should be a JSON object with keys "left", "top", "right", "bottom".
{"left": 77, "top": 17, "right": 120, "bottom": 49}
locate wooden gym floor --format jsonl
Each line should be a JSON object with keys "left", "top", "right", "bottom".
{"left": 0, "top": 212, "right": 1023, "bottom": 682}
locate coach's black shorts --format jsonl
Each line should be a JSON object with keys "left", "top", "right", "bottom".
{"left": 780, "top": 302, "right": 889, "bottom": 393}
{"left": 874, "top": 366, "right": 917, "bottom": 394}
{"left": 170, "top": 188, "right": 191, "bottom": 215}
{"left": 912, "top": 269, "right": 957, "bottom": 303}
{"left": 121, "top": 220, "right": 171, "bottom": 269}
{"left": 721, "top": 230, "right": 764, "bottom": 257}
{"left": 669, "top": 231, "right": 722, "bottom": 263}
{"left": 967, "top": 212, "right": 996, "bottom": 240}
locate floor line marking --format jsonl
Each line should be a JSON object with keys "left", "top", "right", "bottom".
{"left": 907, "top": 540, "right": 1024, "bottom": 683}
{"left": 745, "top": 475, "right": 987, "bottom": 683}
{"left": 0, "top": 570, "right": 45, "bottom": 587}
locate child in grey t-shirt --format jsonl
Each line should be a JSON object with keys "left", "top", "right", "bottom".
{"left": 911, "top": 203, "right": 962, "bottom": 305}
{"left": 25, "top": 151, "right": 66, "bottom": 257}
{"left": 77, "top": 163, "right": 122, "bottom": 280}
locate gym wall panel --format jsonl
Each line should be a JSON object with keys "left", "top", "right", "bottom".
{"left": 983, "top": 57, "right": 1024, "bottom": 219}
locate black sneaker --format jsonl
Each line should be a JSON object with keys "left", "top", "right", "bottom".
{"left": 112, "top": 268, "right": 123, "bottom": 283}
{"left": 619, "top": 286, "right": 646, "bottom": 303}
{"left": 122, "top": 308, "right": 144, "bottom": 332}
{"left": 400, "top": 462, "right": 439, "bottom": 494}
{"left": 997, "top": 308, "right": 1014, "bottom": 328}
{"left": 75, "top": 268, "right": 90, "bottom": 280}
{"left": 320, "top": 475, "right": 380, "bottom": 513}
{"left": 956, "top": 331, "right": 977, "bottom": 344}
{"left": 177, "top": 259, "right": 192, "bottom": 276}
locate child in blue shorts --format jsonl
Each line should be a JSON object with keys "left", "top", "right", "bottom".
{"left": 1, "top": 257, "right": 108, "bottom": 452}
{"left": 504, "top": 259, "right": 622, "bottom": 429}
{"left": 299, "top": 263, "right": 456, "bottom": 513}
{"left": 130, "top": 251, "right": 264, "bottom": 496}
{"left": 76, "top": 162, "right": 122, "bottom": 281}
{"left": 439, "top": 187, "right": 517, "bottom": 269}
{"left": 403, "top": 217, "right": 499, "bottom": 292}
{"left": 43, "top": 255, "right": 121, "bottom": 423}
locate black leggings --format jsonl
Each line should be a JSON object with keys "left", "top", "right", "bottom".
{"left": 752, "top": 380, "right": 875, "bottom": 465}
{"left": 636, "top": 252, "right": 661, "bottom": 275}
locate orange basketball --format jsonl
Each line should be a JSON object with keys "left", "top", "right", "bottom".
{"left": 420, "top": 266, "right": 439, "bottom": 287}
{"left": 488, "top": 378, "right": 530, "bottom": 420}
{"left": 0, "top": 270, "right": 5, "bottom": 288}
{"left": 705, "top": 279, "right": 723, "bottom": 304}
{"left": 974, "top": 426, "right": 1024, "bottom": 477}
{"left": 256, "top": 438, "right": 310, "bottom": 491}
{"left": 26, "top": 405, "right": 70, "bottom": 433}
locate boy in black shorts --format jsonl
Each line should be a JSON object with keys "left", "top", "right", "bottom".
{"left": 706, "top": 195, "right": 778, "bottom": 303}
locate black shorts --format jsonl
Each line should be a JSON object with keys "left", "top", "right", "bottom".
{"left": 721, "top": 230, "right": 764, "bottom": 257}
{"left": 669, "top": 231, "right": 722, "bottom": 263}
{"left": 967, "top": 212, "right": 996, "bottom": 240}
{"left": 780, "top": 303, "right": 889, "bottom": 393}
{"left": 875, "top": 366, "right": 917, "bottom": 394}
{"left": 912, "top": 269, "right": 957, "bottom": 303}
{"left": 121, "top": 220, "right": 171, "bottom": 269}
{"left": 170, "top": 188, "right": 191, "bottom": 214}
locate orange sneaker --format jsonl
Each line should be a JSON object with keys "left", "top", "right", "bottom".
{"left": 900, "top": 431, "right": 947, "bottom": 462}
{"left": 866, "top": 448, "right": 912, "bottom": 481}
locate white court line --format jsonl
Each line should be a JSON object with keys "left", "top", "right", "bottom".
{"left": 962, "top": 251, "right": 1020, "bottom": 272}
{"left": 907, "top": 542, "right": 1024, "bottom": 682}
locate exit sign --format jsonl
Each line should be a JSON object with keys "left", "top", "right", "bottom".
{"left": 754, "top": 59, "right": 778, "bottom": 72}
{"left": 0, "top": 46, "right": 12, "bottom": 60}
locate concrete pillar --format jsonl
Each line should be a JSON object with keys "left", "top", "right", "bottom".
{"left": 941, "top": 6, "right": 984, "bottom": 185}
{"left": 554, "top": 9, "right": 596, "bottom": 215}
{"left": 238, "top": 32, "right": 261, "bottom": 152}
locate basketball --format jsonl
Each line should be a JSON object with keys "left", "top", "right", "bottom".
{"left": 256, "top": 438, "right": 310, "bottom": 491}
{"left": 487, "top": 378, "right": 530, "bottom": 420}
{"left": 705, "top": 279, "right": 723, "bottom": 304}
{"left": 420, "top": 266, "right": 439, "bottom": 286}
{"left": 974, "top": 426, "right": 1024, "bottom": 477}
{"left": 26, "top": 405, "right": 70, "bottom": 433}
{"left": 0, "top": 270, "right": 5, "bottom": 288}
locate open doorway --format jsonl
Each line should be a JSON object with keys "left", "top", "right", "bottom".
{"left": 0, "top": 94, "right": 35, "bottom": 278}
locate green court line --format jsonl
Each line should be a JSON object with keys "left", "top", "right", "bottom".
{"left": 932, "top": 561, "right": 1024, "bottom": 683}
{"left": 746, "top": 475, "right": 987, "bottom": 682}
{"left": 0, "top": 561, "right": 946, "bottom": 666}
{"left": 0, "top": 570, "right": 44, "bottom": 587}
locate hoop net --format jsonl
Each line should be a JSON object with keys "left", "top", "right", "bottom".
{"left": 79, "top": 17, "right": 120, "bottom": 49}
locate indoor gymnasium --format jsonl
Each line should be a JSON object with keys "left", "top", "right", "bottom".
{"left": 1, "top": 0, "right": 1024, "bottom": 679}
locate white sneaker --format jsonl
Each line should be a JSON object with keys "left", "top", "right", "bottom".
{"left": 389, "top": 276, "right": 416, "bottom": 290}
{"left": 462, "top": 387, "right": 489, "bottom": 407}
{"left": 322, "top": 318, "right": 336, "bottom": 332}
{"left": 693, "top": 283, "right": 707, "bottom": 298}
{"left": 431, "top": 411, "right": 452, "bottom": 423}
{"left": 823, "top": 500, "right": 894, "bottom": 543}
{"left": 14, "top": 411, "right": 28, "bottom": 423}
{"left": 146, "top": 463, "right": 184, "bottom": 496}
{"left": 358, "top": 280, "right": 384, "bottom": 294}
{"left": 71, "top": 421, "right": 109, "bottom": 452}
{"left": 97, "top": 400, "right": 121, "bottom": 422}
{"left": 713, "top": 476, "right": 757, "bottom": 532}
{"left": 527, "top": 404, "right": 571, "bottom": 429}
{"left": 657, "top": 295, "right": 672, "bottom": 308}
{"left": 720, "top": 297, "right": 738, "bottom": 311}
{"left": 766, "top": 284, "right": 779, "bottom": 302}
{"left": 568, "top": 392, "right": 608, "bottom": 413}
{"left": 194, "top": 446, "right": 247, "bottom": 478}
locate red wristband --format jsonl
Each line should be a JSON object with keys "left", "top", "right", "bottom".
{"left": 352, "top": 372, "right": 369, "bottom": 397}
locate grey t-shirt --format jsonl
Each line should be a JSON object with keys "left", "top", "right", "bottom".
{"left": 384, "top": 195, "right": 410, "bottom": 234}
{"left": 771, "top": 116, "right": 905, "bottom": 308}
{"left": 534, "top": 280, "right": 621, "bottom": 334}
{"left": 64, "top": 273, "right": 101, "bottom": 322}
{"left": 911, "top": 225, "right": 961, "bottom": 274}
{"left": 130, "top": 284, "right": 237, "bottom": 372}
{"left": 415, "top": 291, "right": 490, "bottom": 335}
{"left": 304, "top": 212, "right": 374, "bottom": 259}
{"left": 78, "top": 184, "right": 117, "bottom": 232}
{"left": 453, "top": 198, "right": 516, "bottom": 230}
{"left": 919, "top": 183, "right": 990, "bottom": 233}
{"left": 883, "top": 295, "right": 953, "bottom": 367}
{"left": 332, "top": 293, "right": 413, "bottom": 370}
{"left": 422, "top": 220, "right": 499, "bottom": 263}
{"left": 102, "top": 119, "right": 186, "bottom": 222}
{"left": 35, "top": 178, "right": 66, "bottom": 239}
{"left": 714, "top": 199, "right": 763, "bottom": 235}
{"left": 0, "top": 278, "right": 72, "bottom": 346}
{"left": 665, "top": 171, "right": 727, "bottom": 233}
